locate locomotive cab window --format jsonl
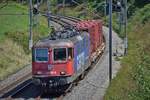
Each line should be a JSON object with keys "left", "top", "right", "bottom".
{"left": 35, "top": 48, "right": 48, "bottom": 62}
{"left": 68, "top": 48, "right": 73, "bottom": 59}
{"left": 54, "top": 48, "right": 67, "bottom": 61}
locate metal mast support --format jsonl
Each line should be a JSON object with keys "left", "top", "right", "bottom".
{"left": 105, "top": 0, "right": 107, "bottom": 16}
{"left": 47, "top": 0, "right": 51, "bottom": 27}
{"left": 29, "top": 0, "right": 33, "bottom": 50}
{"left": 62, "top": 0, "right": 65, "bottom": 15}
{"left": 109, "top": 0, "right": 112, "bottom": 82}
{"left": 124, "top": 0, "right": 128, "bottom": 55}
{"left": 117, "top": 0, "right": 122, "bottom": 34}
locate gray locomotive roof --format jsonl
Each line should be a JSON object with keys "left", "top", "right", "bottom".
{"left": 33, "top": 32, "right": 89, "bottom": 48}
{"left": 34, "top": 39, "right": 73, "bottom": 47}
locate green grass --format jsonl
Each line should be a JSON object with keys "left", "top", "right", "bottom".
{"left": 55, "top": 4, "right": 94, "bottom": 20}
{"left": 0, "top": 3, "right": 49, "bottom": 80}
{"left": 0, "top": 3, "right": 28, "bottom": 41}
{"left": 0, "top": 39, "right": 31, "bottom": 80}
{"left": 104, "top": 4, "right": 150, "bottom": 100}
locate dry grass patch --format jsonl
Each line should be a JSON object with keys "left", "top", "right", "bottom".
{"left": 0, "top": 39, "right": 31, "bottom": 80}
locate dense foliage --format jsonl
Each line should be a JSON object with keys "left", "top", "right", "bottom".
{"left": 104, "top": 4, "right": 150, "bottom": 100}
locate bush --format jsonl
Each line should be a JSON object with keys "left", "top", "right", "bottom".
{"left": 0, "top": 2, "right": 49, "bottom": 80}
{"left": 104, "top": 4, "right": 150, "bottom": 100}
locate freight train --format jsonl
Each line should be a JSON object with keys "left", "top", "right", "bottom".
{"left": 32, "top": 20, "right": 105, "bottom": 92}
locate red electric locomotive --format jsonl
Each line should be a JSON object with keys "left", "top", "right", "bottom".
{"left": 32, "top": 20, "right": 105, "bottom": 92}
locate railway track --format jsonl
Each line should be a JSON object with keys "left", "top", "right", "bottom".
{"left": 0, "top": 15, "right": 84, "bottom": 99}
{"left": 1, "top": 15, "right": 105, "bottom": 99}
{"left": 0, "top": 64, "right": 31, "bottom": 97}
{"left": 32, "top": 43, "right": 105, "bottom": 100}
{"left": 10, "top": 80, "right": 32, "bottom": 98}
{"left": 43, "top": 13, "right": 81, "bottom": 30}
{"left": 52, "top": 14, "right": 81, "bottom": 24}
{"left": 50, "top": 16, "right": 71, "bottom": 28}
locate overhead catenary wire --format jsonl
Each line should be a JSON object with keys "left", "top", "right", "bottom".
{"left": 0, "top": 13, "right": 28, "bottom": 15}
{"left": 71, "top": 0, "right": 102, "bottom": 18}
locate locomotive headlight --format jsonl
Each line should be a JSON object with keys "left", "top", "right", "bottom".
{"left": 60, "top": 71, "right": 66, "bottom": 75}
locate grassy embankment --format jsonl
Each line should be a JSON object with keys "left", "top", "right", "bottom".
{"left": 0, "top": 2, "right": 87, "bottom": 80}
{"left": 50, "top": 2, "right": 150, "bottom": 99}
{"left": 0, "top": 3, "right": 49, "bottom": 80}
{"left": 104, "top": 4, "right": 150, "bottom": 100}
{"left": 54, "top": 4, "right": 95, "bottom": 19}
{"left": 56, "top": 3, "right": 150, "bottom": 100}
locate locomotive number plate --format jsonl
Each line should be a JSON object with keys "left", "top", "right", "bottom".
{"left": 48, "top": 65, "right": 52, "bottom": 71}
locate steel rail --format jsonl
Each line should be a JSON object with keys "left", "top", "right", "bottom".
{"left": 42, "top": 14, "right": 80, "bottom": 28}
{"left": 0, "top": 14, "right": 106, "bottom": 100}
{"left": 9, "top": 80, "right": 32, "bottom": 98}
{"left": 51, "top": 14, "right": 81, "bottom": 22}
{"left": 50, "top": 16, "right": 71, "bottom": 27}
{"left": 42, "top": 14, "right": 71, "bottom": 28}
{"left": 0, "top": 65, "right": 31, "bottom": 97}
{"left": 56, "top": 43, "right": 105, "bottom": 100}
{"left": 0, "top": 15, "right": 79, "bottom": 99}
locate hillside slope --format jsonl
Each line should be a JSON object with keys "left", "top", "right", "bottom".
{"left": 0, "top": 3, "right": 49, "bottom": 80}
{"left": 104, "top": 4, "right": 150, "bottom": 100}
